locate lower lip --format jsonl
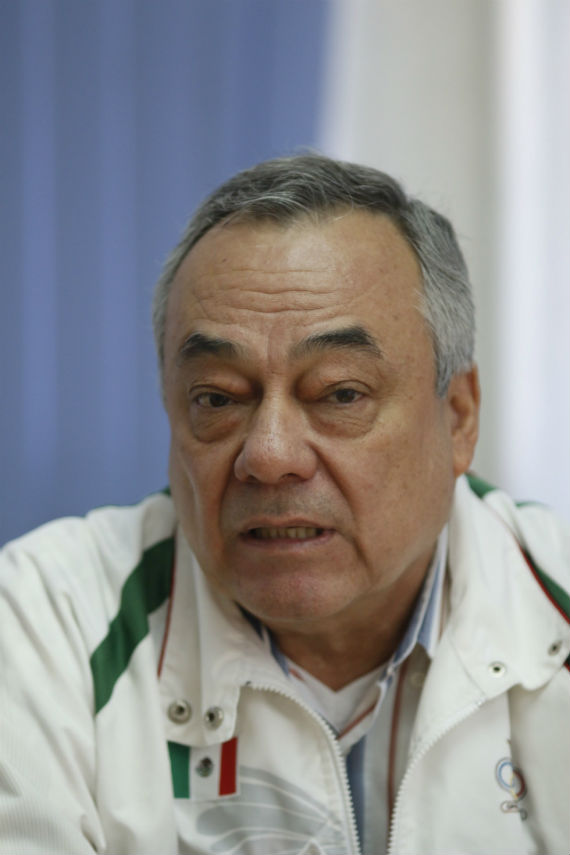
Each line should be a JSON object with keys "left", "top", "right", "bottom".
{"left": 239, "top": 529, "right": 336, "bottom": 551}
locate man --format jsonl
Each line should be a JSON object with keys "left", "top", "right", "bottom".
{"left": 1, "top": 154, "right": 569, "bottom": 855}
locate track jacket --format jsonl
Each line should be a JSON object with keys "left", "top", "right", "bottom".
{"left": 1, "top": 474, "right": 569, "bottom": 855}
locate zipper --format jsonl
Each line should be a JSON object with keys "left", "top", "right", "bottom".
{"left": 246, "top": 679, "right": 361, "bottom": 855}
{"left": 386, "top": 698, "right": 483, "bottom": 855}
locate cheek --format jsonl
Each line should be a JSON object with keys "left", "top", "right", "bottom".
{"left": 169, "top": 435, "right": 226, "bottom": 540}
{"left": 333, "top": 401, "right": 452, "bottom": 513}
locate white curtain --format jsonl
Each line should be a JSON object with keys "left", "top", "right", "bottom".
{"left": 319, "top": 0, "right": 570, "bottom": 519}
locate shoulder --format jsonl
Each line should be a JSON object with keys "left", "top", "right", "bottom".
{"left": 456, "top": 473, "right": 570, "bottom": 606}
{"left": 1, "top": 489, "right": 176, "bottom": 568}
{"left": 0, "top": 491, "right": 177, "bottom": 648}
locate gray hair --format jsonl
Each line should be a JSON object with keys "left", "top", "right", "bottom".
{"left": 152, "top": 153, "right": 474, "bottom": 396}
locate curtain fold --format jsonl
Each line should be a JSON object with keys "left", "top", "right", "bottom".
{"left": 0, "top": 0, "right": 329, "bottom": 543}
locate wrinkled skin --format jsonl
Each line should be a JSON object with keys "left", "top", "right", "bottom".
{"left": 163, "top": 210, "right": 479, "bottom": 686}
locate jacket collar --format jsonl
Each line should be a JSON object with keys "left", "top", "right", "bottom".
{"left": 158, "top": 528, "right": 290, "bottom": 747}
{"left": 445, "top": 476, "right": 570, "bottom": 697}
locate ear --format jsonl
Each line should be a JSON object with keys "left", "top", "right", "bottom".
{"left": 447, "top": 366, "right": 480, "bottom": 477}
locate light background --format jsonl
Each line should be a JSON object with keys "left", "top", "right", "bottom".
{"left": 1, "top": 0, "right": 568, "bottom": 544}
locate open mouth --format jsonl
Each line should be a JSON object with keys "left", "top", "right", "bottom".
{"left": 247, "top": 526, "right": 325, "bottom": 540}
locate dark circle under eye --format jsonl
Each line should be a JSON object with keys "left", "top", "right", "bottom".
{"left": 334, "top": 388, "right": 359, "bottom": 404}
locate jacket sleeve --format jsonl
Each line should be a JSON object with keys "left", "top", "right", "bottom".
{"left": 0, "top": 535, "right": 106, "bottom": 854}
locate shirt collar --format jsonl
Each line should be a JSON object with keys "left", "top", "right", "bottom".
{"left": 389, "top": 525, "right": 448, "bottom": 672}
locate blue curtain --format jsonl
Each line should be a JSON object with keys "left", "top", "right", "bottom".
{"left": 0, "top": 0, "right": 328, "bottom": 543}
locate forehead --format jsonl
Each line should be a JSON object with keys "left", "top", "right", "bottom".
{"left": 164, "top": 210, "right": 426, "bottom": 365}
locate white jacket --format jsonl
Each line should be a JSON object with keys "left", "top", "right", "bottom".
{"left": 1, "top": 475, "right": 569, "bottom": 855}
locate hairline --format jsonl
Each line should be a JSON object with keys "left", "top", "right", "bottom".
{"left": 153, "top": 155, "right": 475, "bottom": 399}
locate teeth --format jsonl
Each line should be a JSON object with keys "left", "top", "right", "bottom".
{"left": 252, "top": 526, "right": 321, "bottom": 540}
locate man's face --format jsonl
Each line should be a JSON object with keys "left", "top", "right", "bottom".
{"left": 163, "top": 210, "right": 478, "bottom": 635}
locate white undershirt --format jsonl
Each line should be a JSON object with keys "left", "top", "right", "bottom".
{"left": 285, "top": 658, "right": 385, "bottom": 739}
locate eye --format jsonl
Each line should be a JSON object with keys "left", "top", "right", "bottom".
{"left": 328, "top": 387, "right": 362, "bottom": 404}
{"left": 194, "top": 391, "right": 233, "bottom": 408}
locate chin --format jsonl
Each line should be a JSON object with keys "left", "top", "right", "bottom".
{"left": 233, "top": 578, "right": 354, "bottom": 629}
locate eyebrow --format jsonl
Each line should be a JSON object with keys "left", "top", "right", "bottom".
{"left": 292, "top": 325, "right": 383, "bottom": 359}
{"left": 176, "top": 332, "right": 244, "bottom": 365}
{"left": 176, "top": 324, "right": 383, "bottom": 366}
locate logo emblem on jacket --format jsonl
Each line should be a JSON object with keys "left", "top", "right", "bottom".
{"left": 168, "top": 737, "right": 239, "bottom": 801}
{"left": 495, "top": 757, "right": 527, "bottom": 820}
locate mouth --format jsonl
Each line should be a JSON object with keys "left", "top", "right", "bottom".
{"left": 247, "top": 526, "right": 325, "bottom": 541}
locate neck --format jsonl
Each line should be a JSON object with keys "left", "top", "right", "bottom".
{"left": 268, "top": 562, "right": 430, "bottom": 691}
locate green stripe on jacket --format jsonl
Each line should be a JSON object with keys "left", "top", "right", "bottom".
{"left": 90, "top": 536, "right": 175, "bottom": 713}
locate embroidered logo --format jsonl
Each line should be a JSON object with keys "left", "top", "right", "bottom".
{"left": 495, "top": 757, "right": 527, "bottom": 820}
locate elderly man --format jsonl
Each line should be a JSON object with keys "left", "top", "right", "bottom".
{"left": 1, "top": 154, "right": 569, "bottom": 855}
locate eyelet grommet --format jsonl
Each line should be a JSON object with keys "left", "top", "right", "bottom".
{"left": 548, "top": 640, "right": 563, "bottom": 656}
{"left": 489, "top": 661, "right": 506, "bottom": 677}
{"left": 204, "top": 706, "right": 224, "bottom": 729}
{"left": 168, "top": 698, "right": 192, "bottom": 723}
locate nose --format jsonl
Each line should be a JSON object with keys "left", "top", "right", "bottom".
{"left": 233, "top": 395, "right": 318, "bottom": 484}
